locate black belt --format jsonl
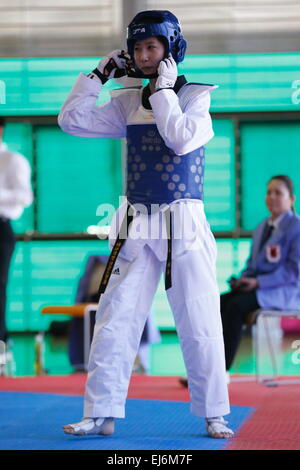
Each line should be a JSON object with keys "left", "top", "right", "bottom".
{"left": 98, "top": 204, "right": 173, "bottom": 297}
{"left": 98, "top": 203, "right": 133, "bottom": 296}
{"left": 164, "top": 207, "right": 172, "bottom": 290}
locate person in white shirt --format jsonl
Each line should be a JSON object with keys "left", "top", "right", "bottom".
{"left": 59, "top": 10, "right": 233, "bottom": 439}
{"left": 0, "top": 116, "right": 33, "bottom": 343}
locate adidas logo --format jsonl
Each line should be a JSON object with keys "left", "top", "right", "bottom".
{"left": 112, "top": 267, "right": 120, "bottom": 275}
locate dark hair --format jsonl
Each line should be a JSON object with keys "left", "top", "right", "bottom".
{"left": 268, "top": 175, "right": 295, "bottom": 212}
{"left": 0, "top": 116, "right": 5, "bottom": 128}
{"left": 155, "top": 35, "right": 168, "bottom": 53}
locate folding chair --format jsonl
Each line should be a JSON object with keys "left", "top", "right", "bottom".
{"left": 253, "top": 308, "right": 300, "bottom": 386}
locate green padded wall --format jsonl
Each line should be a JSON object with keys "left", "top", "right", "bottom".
{"left": 0, "top": 79, "right": 5, "bottom": 104}
{"left": 204, "top": 119, "right": 236, "bottom": 231}
{"left": 35, "top": 126, "right": 122, "bottom": 232}
{"left": 7, "top": 240, "right": 110, "bottom": 331}
{"left": 184, "top": 53, "right": 300, "bottom": 112}
{"left": 1, "top": 53, "right": 299, "bottom": 115}
{"left": 0, "top": 58, "right": 122, "bottom": 116}
{"left": 241, "top": 121, "right": 300, "bottom": 230}
{"left": 3, "top": 122, "right": 34, "bottom": 233}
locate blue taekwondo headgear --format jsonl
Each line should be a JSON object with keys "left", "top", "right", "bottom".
{"left": 126, "top": 10, "right": 187, "bottom": 78}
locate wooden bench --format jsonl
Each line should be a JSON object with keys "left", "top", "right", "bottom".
{"left": 40, "top": 303, "right": 98, "bottom": 372}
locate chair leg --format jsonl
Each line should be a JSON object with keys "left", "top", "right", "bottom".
{"left": 262, "top": 315, "right": 279, "bottom": 386}
{"left": 34, "top": 332, "right": 46, "bottom": 376}
{"left": 255, "top": 313, "right": 300, "bottom": 386}
{"left": 255, "top": 315, "right": 280, "bottom": 386}
{"left": 253, "top": 323, "right": 259, "bottom": 383}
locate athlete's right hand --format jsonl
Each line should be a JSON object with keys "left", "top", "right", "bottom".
{"left": 97, "top": 50, "right": 130, "bottom": 80}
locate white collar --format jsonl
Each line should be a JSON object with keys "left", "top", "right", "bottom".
{"left": 268, "top": 212, "right": 286, "bottom": 230}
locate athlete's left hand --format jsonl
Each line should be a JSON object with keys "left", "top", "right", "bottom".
{"left": 155, "top": 54, "right": 178, "bottom": 91}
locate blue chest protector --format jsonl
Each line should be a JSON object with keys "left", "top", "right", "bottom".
{"left": 126, "top": 123, "right": 205, "bottom": 210}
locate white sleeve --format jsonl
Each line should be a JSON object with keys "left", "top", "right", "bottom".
{"left": 58, "top": 73, "right": 127, "bottom": 139}
{"left": 0, "top": 155, "right": 33, "bottom": 207}
{"left": 149, "top": 87, "right": 214, "bottom": 155}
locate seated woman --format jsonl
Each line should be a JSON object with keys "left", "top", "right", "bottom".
{"left": 221, "top": 174, "right": 300, "bottom": 372}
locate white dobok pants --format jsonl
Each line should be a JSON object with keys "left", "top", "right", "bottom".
{"left": 84, "top": 204, "right": 230, "bottom": 418}
{"left": 83, "top": 209, "right": 230, "bottom": 419}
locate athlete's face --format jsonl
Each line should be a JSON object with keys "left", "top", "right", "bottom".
{"left": 133, "top": 37, "right": 165, "bottom": 75}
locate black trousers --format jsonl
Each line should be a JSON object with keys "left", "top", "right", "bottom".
{"left": 220, "top": 289, "right": 260, "bottom": 370}
{"left": 0, "top": 219, "right": 16, "bottom": 342}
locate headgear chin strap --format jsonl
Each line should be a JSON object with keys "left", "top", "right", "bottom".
{"left": 125, "top": 10, "right": 187, "bottom": 79}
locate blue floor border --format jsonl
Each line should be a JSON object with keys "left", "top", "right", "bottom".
{"left": 0, "top": 391, "right": 254, "bottom": 450}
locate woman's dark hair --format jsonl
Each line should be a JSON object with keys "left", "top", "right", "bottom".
{"left": 268, "top": 175, "right": 296, "bottom": 212}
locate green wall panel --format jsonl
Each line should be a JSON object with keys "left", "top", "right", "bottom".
{"left": 0, "top": 79, "right": 5, "bottom": 104}
{"left": 240, "top": 121, "right": 300, "bottom": 230}
{"left": 3, "top": 122, "right": 34, "bottom": 233}
{"left": 216, "top": 239, "right": 251, "bottom": 293}
{"left": 183, "top": 53, "right": 300, "bottom": 112}
{"left": 0, "top": 58, "right": 123, "bottom": 116}
{"left": 7, "top": 240, "right": 110, "bottom": 331}
{"left": 0, "top": 53, "right": 299, "bottom": 116}
{"left": 6, "top": 244, "right": 28, "bottom": 331}
{"left": 35, "top": 126, "right": 122, "bottom": 232}
{"left": 204, "top": 119, "right": 236, "bottom": 231}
